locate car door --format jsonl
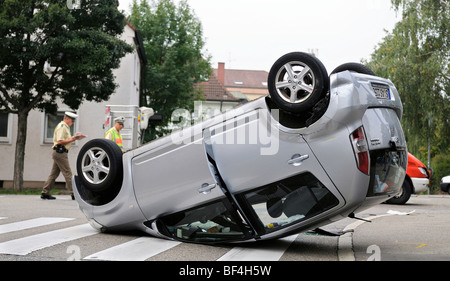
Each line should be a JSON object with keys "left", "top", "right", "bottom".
{"left": 203, "top": 108, "right": 343, "bottom": 236}
{"left": 204, "top": 108, "right": 334, "bottom": 194}
{"left": 131, "top": 123, "right": 225, "bottom": 221}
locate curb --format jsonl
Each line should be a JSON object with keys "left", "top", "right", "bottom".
{"left": 337, "top": 214, "right": 392, "bottom": 261}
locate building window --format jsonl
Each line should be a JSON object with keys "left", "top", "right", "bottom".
{"left": 44, "top": 112, "right": 76, "bottom": 144}
{"left": 0, "top": 112, "right": 12, "bottom": 144}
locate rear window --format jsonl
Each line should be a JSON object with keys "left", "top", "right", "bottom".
{"left": 367, "top": 150, "right": 407, "bottom": 197}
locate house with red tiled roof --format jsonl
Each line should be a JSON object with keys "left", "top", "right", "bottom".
{"left": 194, "top": 62, "right": 269, "bottom": 120}
{"left": 215, "top": 62, "right": 269, "bottom": 101}
{"left": 194, "top": 70, "right": 245, "bottom": 121}
{"left": 195, "top": 75, "right": 241, "bottom": 113}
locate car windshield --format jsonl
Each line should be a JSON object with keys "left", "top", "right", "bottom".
{"left": 241, "top": 172, "right": 339, "bottom": 234}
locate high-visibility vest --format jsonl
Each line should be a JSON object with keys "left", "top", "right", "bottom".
{"left": 105, "top": 127, "right": 123, "bottom": 151}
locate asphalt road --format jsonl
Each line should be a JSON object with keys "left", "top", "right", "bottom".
{"left": 1, "top": 194, "right": 449, "bottom": 262}
{"left": 352, "top": 195, "right": 450, "bottom": 261}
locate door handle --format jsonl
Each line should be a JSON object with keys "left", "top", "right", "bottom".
{"left": 287, "top": 154, "right": 309, "bottom": 166}
{"left": 198, "top": 183, "right": 216, "bottom": 194}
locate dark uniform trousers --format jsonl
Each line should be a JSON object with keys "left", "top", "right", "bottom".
{"left": 42, "top": 150, "right": 73, "bottom": 195}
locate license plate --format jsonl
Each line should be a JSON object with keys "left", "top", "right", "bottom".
{"left": 372, "top": 83, "right": 390, "bottom": 99}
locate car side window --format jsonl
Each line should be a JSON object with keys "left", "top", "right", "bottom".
{"left": 241, "top": 172, "right": 339, "bottom": 234}
{"left": 159, "top": 200, "right": 248, "bottom": 243}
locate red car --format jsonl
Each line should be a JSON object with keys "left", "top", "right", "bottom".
{"left": 387, "top": 152, "right": 430, "bottom": 204}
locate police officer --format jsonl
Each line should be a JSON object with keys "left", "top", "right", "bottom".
{"left": 41, "top": 112, "right": 82, "bottom": 200}
{"left": 105, "top": 116, "right": 124, "bottom": 151}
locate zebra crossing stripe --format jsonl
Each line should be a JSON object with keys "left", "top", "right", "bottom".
{"left": 83, "top": 237, "right": 181, "bottom": 261}
{"left": 0, "top": 217, "right": 74, "bottom": 235}
{"left": 217, "top": 234, "right": 298, "bottom": 261}
{"left": 0, "top": 223, "right": 98, "bottom": 255}
{"left": 0, "top": 217, "right": 300, "bottom": 261}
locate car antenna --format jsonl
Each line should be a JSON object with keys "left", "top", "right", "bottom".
{"left": 348, "top": 213, "right": 372, "bottom": 223}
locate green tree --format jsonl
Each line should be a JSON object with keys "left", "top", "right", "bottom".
{"left": 365, "top": 0, "right": 449, "bottom": 191}
{"left": 0, "top": 0, "right": 133, "bottom": 191}
{"left": 129, "top": 0, "right": 212, "bottom": 140}
{"left": 365, "top": 2, "right": 448, "bottom": 149}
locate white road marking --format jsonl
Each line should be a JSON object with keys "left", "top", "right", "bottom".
{"left": 0, "top": 223, "right": 98, "bottom": 255}
{"left": 217, "top": 234, "right": 298, "bottom": 261}
{"left": 83, "top": 236, "right": 181, "bottom": 261}
{"left": 0, "top": 217, "right": 74, "bottom": 235}
{"left": 0, "top": 217, "right": 304, "bottom": 261}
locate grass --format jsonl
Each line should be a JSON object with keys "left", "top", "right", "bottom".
{"left": 0, "top": 189, "right": 67, "bottom": 195}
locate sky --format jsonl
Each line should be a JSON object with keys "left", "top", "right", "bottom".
{"left": 118, "top": 0, "right": 401, "bottom": 73}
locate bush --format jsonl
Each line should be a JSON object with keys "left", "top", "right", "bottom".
{"left": 430, "top": 151, "right": 450, "bottom": 193}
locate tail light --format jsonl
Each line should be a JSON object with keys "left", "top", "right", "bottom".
{"left": 351, "top": 126, "right": 369, "bottom": 175}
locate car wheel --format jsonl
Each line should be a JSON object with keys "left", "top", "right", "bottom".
{"left": 268, "top": 52, "right": 329, "bottom": 113}
{"left": 330, "top": 62, "right": 375, "bottom": 76}
{"left": 76, "top": 139, "right": 123, "bottom": 193}
{"left": 386, "top": 179, "right": 412, "bottom": 205}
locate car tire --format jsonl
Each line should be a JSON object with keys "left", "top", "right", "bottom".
{"left": 330, "top": 62, "right": 375, "bottom": 76}
{"left": 386, "top": 179, "right": 412, "bottom": 205}
{"left": 268, "top": 52, "right": 329, "bottom": 113}
{"left": 76, "top": 139, "right": 123, "bottom": 193}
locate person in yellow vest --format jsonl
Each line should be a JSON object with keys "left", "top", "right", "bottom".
{"left": 105, "top": 116, "right": 124, "bottom": 151}
{"left": 41, "top": 111, "right": 84, "bottom": 200}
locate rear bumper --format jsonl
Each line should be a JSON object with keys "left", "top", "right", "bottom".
{"left": 72, "top": 162, "right": 148, "bottom": 233}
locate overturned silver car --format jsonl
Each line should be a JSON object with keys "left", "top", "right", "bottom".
{"left": 73, "top": 52, "right": 407, "bottom": 243}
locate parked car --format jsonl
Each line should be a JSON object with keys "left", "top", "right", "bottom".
{"left": 73, "top": 52, "right": 407, "bottom": 244}
{"left": 386, "top": 152, "right": 430, "bottom": 204}
{"left": 441, "top": 175, "right": 450, "bottom": 194}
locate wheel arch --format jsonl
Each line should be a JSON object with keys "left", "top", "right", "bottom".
{"left": 404, "top": 174, "right": 416, "bottom": 194}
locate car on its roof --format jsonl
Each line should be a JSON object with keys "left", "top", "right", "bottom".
{"left": 73, "top": 52, "right": 407, "bottom": 244}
